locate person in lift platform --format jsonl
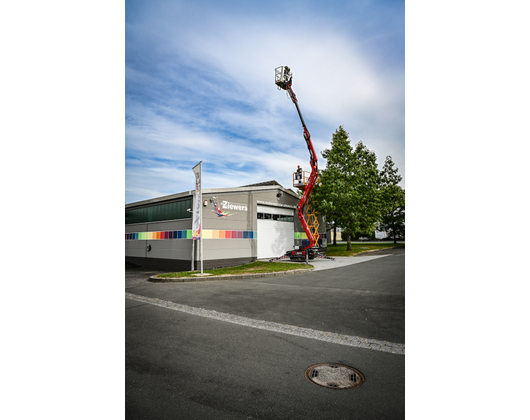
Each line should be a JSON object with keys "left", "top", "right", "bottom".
{"left": 296, "top": 165, "right": 302, "bottom": 181}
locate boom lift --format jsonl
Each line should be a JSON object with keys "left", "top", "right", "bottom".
{"left": 270, "top": 66, "right": 334, "bottom": 263}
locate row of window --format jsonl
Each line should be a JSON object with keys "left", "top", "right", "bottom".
{"left": 126, "top": 203, "right": 294, "bottom": 225}
{"left": 125, "top": 199, "right": 193, "bottom": 225}
{"left": 257, "top": 212, "right": 294, "bottom": 222}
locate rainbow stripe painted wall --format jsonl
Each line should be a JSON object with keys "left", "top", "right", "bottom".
{"left": 125, "top": 230, "right": 326, "bottom": 241}
{"left": 125, "top": 230, "right": 257, "bottom": 240}
{"left": 201, "top": 230, "right": 256, "bottom": 239}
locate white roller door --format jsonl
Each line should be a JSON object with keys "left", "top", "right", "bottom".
{"left": 257, "top": 205, "right": 295, "bottom": 259}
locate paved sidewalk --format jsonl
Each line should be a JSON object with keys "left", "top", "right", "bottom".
{"left": 264, "top": 254, "right": 391, "bottom": 271}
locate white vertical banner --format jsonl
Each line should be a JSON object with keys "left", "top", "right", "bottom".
{"left": 192, "top": 162, "right": 202, "bottom": 240}
{"left": 192, "top": 162, "right": 203, "bottom": 273}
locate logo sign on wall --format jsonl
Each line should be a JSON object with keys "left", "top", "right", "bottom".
{"left": 211, "top": 196, "right": 248, "bottom": 217}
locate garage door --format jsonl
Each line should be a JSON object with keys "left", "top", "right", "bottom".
{"left": 257, "top": 205, "right": 295, "bottom": 259}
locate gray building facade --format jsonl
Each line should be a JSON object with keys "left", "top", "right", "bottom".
{"left": 125, "top": 181, "right": 327, "bottom": 270}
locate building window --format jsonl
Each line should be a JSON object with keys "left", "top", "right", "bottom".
{"left": 125, "top": 199, "right": 192, "bottom": 224}
{"left": 257, "top": 212, "right": 293, "bottom": 222}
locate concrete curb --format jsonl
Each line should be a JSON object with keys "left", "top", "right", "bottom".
{"left": 149, "top": 267, "right": 314, "bottom": 282}
{"left": 346, "top": 245, "right": 405, "bottom": 257}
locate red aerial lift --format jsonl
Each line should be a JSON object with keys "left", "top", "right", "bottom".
{"left": 271, "top": 66, "right": 334, "bottom": 263}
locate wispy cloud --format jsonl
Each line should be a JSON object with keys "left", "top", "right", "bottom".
{"left": 126, "top": 0, "right": 404, "bottom": 203}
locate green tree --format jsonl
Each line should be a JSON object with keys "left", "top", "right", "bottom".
{"left": 379, "top": 156, "right": 405, "bottom": 243}
{"left": 312, "top": 126, "right": 381, "bottom": 250}
{"left": 316, "top": 126, "right": 351, "bottom": 246}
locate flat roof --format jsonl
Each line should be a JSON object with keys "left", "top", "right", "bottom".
{"left": 125, "top": 182, "right": 299, "bottom": 209}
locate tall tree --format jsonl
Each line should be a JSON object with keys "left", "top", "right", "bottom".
{"left": 316, "top": 126, "right": 351, "bottom": 246}
{"left": 312, "top": 126, "right": 381, "bottom": 250}
{"left": 379, "top": 156, "right": 405, "bottom": 243}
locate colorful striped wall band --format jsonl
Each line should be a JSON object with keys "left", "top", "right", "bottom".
{"left": 125, "top": 230, "right": 257, "bottom": 240}
{"left": 125, "top": 231, "right": 327, "bottom": 241}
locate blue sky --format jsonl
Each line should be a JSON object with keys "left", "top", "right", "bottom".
{"left": 125, "top": 0, "right": 404, "bottom": 203}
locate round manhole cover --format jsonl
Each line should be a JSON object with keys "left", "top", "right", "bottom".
{"left": 304, "top": 363, "right": 365, "bottom": 390}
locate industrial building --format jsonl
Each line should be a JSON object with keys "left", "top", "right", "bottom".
{"left": 125, "top": 181, "right": 327, "bottom": 271}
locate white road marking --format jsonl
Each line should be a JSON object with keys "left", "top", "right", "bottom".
{"left": 126, "top": 292, "right": 404, "bottom": 355}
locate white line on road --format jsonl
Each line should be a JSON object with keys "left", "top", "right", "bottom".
{"left": 125, "top": 292, "right": 404, "bottom": 355}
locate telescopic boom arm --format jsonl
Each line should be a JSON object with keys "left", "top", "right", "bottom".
{"left": 275, "top": 66, "right": 319, "bottom": 250}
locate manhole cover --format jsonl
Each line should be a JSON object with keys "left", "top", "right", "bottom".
{"left": 304, "top": 363, "right": 365, "bottom": 390}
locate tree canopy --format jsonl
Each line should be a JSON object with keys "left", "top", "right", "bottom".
{"left": 311, "top": 125, "right": 404, "bottom": 249}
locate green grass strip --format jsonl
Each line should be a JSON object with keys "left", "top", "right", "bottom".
{"left": 325, "top": 242, "right": 404, "bottom": 257}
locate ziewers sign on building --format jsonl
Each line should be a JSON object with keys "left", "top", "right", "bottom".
{"left": 211, "top": 196, "right": 248, "bottom": 217}
{"left": 220, "top": 200, "right": 248, "bottom": 212}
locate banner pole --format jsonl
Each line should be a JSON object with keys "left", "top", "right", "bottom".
{"left": 200, "top": 238, "right": 203, "bottom": 274}
{"left": 192, "top": 161, "right": 203, "bottom": 273}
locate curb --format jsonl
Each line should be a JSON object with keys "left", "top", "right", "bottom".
{"left": 149, "top": 267, "right": 314, "bottom": 283}
{"left": 348, "top": 245, "right": 405, "bottom": 257}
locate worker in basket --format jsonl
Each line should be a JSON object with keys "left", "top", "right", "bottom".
{"left": 283, "top": 66, "right": 291, "bottom": 83}
{"left": 296, "top": 165, "right": 302, "bottom": 181}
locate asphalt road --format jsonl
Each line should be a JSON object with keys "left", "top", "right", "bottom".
{"left": 125, "top": 247, "right": 405, "bottom": 419}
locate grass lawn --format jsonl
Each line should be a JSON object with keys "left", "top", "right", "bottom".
{"left": 155, "top": 261, "right": 312, "bottom": 279}
{"left": 325, "top": 242, "right": 404, "bottom": 257}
